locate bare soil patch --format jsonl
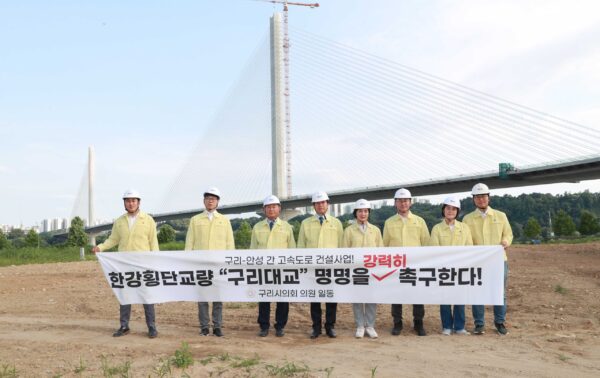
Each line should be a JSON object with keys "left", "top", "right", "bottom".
{"left": 0, "top": 244, "right": 599, "bottom": 377}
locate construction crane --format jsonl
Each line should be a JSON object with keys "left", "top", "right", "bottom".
{"left": 256, "top": 0, "right": 319, "bottom": 198}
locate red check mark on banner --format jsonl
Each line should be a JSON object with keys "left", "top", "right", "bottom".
{"left": 372, "top": 269, "right": 397, "bottom": 281}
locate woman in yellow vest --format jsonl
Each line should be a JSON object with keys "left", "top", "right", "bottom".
{"left": 342, "top": 199, "right": 383, "bottom": 338}
{"left": 430, "top": 196, "right": 473, "bottom": 336}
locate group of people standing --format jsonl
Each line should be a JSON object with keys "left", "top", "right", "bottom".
{"left": 92, "top": 182, "right": 512, "bottom": 339}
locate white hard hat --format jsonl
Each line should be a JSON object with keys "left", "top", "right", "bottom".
{"left": 354, "top": 198, "right": 372, "bottom": 210}
{"left": 312, "top": 191, "right": 329, "bottom": 203}
{"left": 394, "top": 188, "right": 412, "bottom": 199}
{"left": 471, "top": 183, "right": 490, "bottom": 196}
{"left": 263, "top": 195, "right": 281, "bottom": 206}
{"left": 204, "top": 187, "right": 221, "bottom": 199}
{"left": 442, "top": 196, "right": 461, "bottom": 209}
{"left": 122, "top": 189, "right": 141, "bottom": 199}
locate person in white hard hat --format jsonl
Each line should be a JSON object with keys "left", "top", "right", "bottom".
{"left": 462, "top": 183, "right": 513, "bottom": 336}
{"left": 383, "top": 188, "right": 430, "bottom": 336}
{"left": 343, "top": 199, "right": 383, "bottom": 339}
{"left": 430, "top": 196, "right": 473, "bottom": 336}
{"left": 184, "top": 187, "right": 235, "bottom": 337}
{"left": 297, "top": 191, "right": 344, "bottom": 339}
{"left": 92, "top": 189, "right": 160, "bottom": 338}
{"left": 250, "top": 195, "right": 296, "bottom": 337}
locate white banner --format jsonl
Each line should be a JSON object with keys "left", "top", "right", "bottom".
{"left": 97, "top": 246, "right": 504, "bottom": 305}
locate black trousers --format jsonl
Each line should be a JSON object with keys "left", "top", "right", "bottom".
{"left": 391, "top": 304, "right": 424, "bottom": 324}
{"left": 258, "top": 302, "right": 289, "bottom": 330}
{"left": 310, "top": 302, "right": 337, "bottom": 330}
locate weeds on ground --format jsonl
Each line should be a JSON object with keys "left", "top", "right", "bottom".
{"left": 225, "top": 302, "right": 257, "bottom": 309}
{"left": 216, "top": 353, "right": 231, "bottom": 362}
{"left": 153, "top": 357, "right": 172, "bottom": 378}
{"left": 230, "top": 355, "right": 260, "bottom": 369}
{"left": 0, "top": 363, "right": 18, "bottom": 378}
{"left": 172, "top": 342, "right": 194, "bottom": 369}
{"left": 558, "top": 354, "right": 571, "bottom": 362}
{"left": 371, "top": 366, "right": 378, "bottom": 377}
{"left": 199, "top": 356, "right": 214, "bottom": 366}
{"left": 265, "top": 361, "right": 310, "bottom": 377}
{"left": 554, "top": 284, "right": 568, "bottom": 294}
{"left": 72, "top": 357, "right": 87, "bottom": 374}
{"left": 100, "top": 355, "right": 132, "bottom": 378}
{"left": 323, "top": 366, "right": 334, "bottom": 377}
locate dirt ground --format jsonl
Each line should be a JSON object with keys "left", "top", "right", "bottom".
{"left": 0, "top": 244, "right": 599, "bottom": 377}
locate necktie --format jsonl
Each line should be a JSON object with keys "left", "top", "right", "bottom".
{"left": 319, "top": 216, "right": 324, "bottom": 225}
{"left": 269, "top": 221, "right": 274, "bottom": 230}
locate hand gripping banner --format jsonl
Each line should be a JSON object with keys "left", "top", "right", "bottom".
{"left": 97, "top": 246, "right": 504, "bottom": 305}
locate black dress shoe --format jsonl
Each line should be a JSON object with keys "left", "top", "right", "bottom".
{"left": 391, "top": 321, "right": 403, "bottom": 336}
{"left": 275, "top": 328, "right": 285, "bottom": 337}
{"left": 258, "top": 329, "right": 269, "bottom": 337}
{"left": 113, "top": 327, "right": 130, "bottom": 337}
{"left": 200, "top": 327, "right": 209, "bottom": 336}
{"left": 325, "top": 328, "right": 337, "bottom": 338}
{"left": 414, "top": 326, "right": 427, "bottom": 336}
{"left": 148, "top": 327, "right": 158, "bottom": 338}
{"left": 310, "top": 329, "right": 320, "bottom": 339}
{"left": 213, "top": 328, "right": 224, "bottom": 337}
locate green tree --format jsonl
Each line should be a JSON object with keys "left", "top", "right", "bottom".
{"left": 8, "top": 228, "right": 24, "bottom": 240}
{"left": 578, "top": 211, "right": 600, "bottom": 235}
{"left": 157, "top": 224, "right": 176, "bottom": 243}
{"left": 24, "top": 229, "right": 40, "bottom": 248}
{"left": 66, "top": 216, "right": 88, "bottom": 247}
{"left": 553, "top": 210, "right": 577, "bottom": 237}
{"left": 523, "top": 217, "right": 542, "bottom": 239}
{"left": 0, "top": 229, "right": 11, "bottom": 249}
{"left": 234, "top": 221, "right": 252, "bottom": 249}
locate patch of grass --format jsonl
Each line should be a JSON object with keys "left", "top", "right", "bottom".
{"left": 100, "top": 355, "right": 132, "bottom": 378}
{"left": 265, "top": 362, "right": 310, "bottom": 377}
{"left": 554, "top": 284, "right": 568, "bottom": 294}
{"left": 558, "top": 354, "right": 570, "bottom": 362}
{"left": 545, "top": 236, "right": 600, "bottom": 244}
{"left": 216, "top": 353, "right": 231, "bottom": 362}
{"left": 371, "top": 366, "right": 378, "bottom": 377}
{"left": 0, "top": 363, "right": 18, "bottom": 378}
{"left": 225, "top": 302, "right": 257, "bottom": 309}
{"left": 323, "top": 366, "right": 334, "bottom": 377}
{"left": 199, "top": 357, "right": 214, "bottom": 366}
{"left": 0, "top": 246, "right": 96, "bottom": 266}
{"left": 158, "top": 241, "right": 185, "bottom": 251}
{"left": 73, "top": 357, "right": 87, "bottom": 374}
{"left": 230, "top": 355, "right": 260, "bottom": 369}
{"left": 172, "top": 342, "right": 194, "bottom": 369}
{"left": 153, "top": 357, "right": 172, "bottom": 377}
{"left": 209, "top": 366, "right": 229, "bottom": 377}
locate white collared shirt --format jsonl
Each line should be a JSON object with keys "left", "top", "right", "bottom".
{"left": 479, "top": 208, "right": 489, "bottom": 219}
{"left": 127, "top": 214, "right": 138, "bottom": 230}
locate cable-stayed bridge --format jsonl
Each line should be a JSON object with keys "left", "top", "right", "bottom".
{"left": 67, "top": 12, "right": 600, "bottom": 237}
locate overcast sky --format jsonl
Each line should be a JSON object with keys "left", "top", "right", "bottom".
{"left": 1, "top": 0, "right": 600, "bottom": 226}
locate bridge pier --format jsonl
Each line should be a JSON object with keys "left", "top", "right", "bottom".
{"left": 89, "top": 233, "right": 97, "bottom": 247}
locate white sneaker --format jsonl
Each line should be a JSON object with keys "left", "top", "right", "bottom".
{"left": 455, "top": 329, "right": 470, "bottom": 335}
{"left": 442, "top": 328, "right": 452, "bottom": 336}
{"left": 355, "top": 327, "right": 365, "bottom": 338}
{"left": 365, "top": 327, "right": 378, "bottom": 339}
